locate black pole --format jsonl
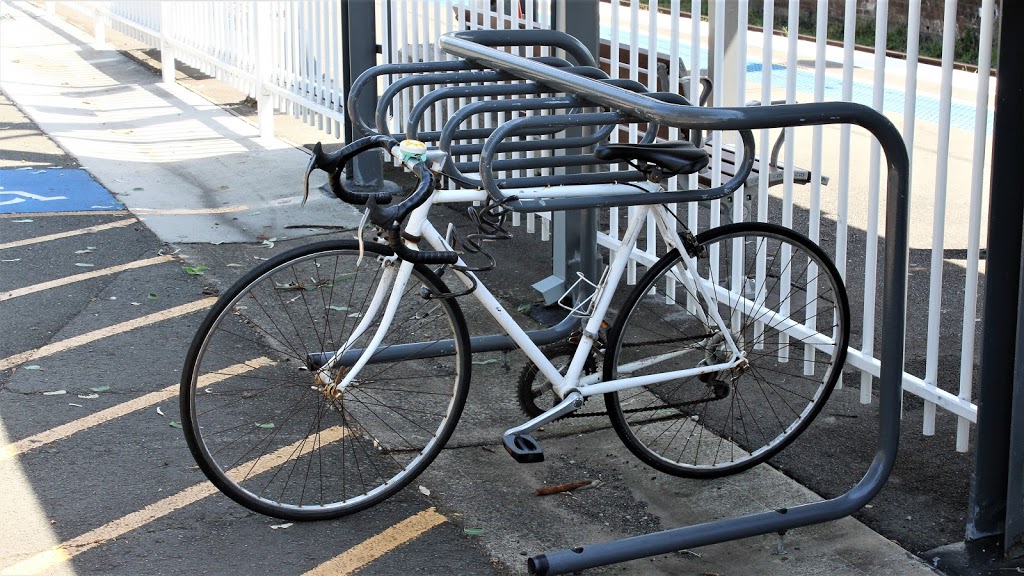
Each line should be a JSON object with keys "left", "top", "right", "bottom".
{"left": 340, "top": 0, "right": 385, "bottom": 190}
{"left": 968, "top": 0, "right": 1024, "bottom": 546}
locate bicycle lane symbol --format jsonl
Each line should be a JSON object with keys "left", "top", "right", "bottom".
{"left": 0, "top": 190, "right": 69, "bottom": 206}
{"left": 0, "top": 168, "right": 124, "bottom": 214}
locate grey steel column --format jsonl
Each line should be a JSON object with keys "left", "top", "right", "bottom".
{"left": 707, "top": 1, "right": 741, "bottom": 106}
{"left": 540, "top": 0, "right": 600, "bottom": 306}
{"left": 340, "top": 0, "right": 384, "bottom": 189}
{"left": 972, "top": 0, "right": 1024, "bottom": 554}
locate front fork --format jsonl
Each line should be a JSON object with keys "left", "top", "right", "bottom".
{"left": 314, "top": 255, "right": 410, "bottom": 397}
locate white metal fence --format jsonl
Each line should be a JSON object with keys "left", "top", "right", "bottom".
{"left": 48, "top": 0, "right": 996, "bottom": 453}
{"left": 53, "top": 0, "right": 350, "bottom": 138}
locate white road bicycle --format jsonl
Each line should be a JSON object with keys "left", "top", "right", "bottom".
{"left": 180, "top": 133, "right": 849, "bottom": 521}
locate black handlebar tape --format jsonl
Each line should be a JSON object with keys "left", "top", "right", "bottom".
{"left": 393, "top": 242, "right": 460, "bottom": 265}
{"left": 367, "top": 162, "right": 436, "bottom": 227}
{"left": 313, "top": 137, "right": 398, "bottom": 205}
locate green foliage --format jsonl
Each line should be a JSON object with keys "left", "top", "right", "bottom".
{"left": 636, "top": 0, "right": 996, "bottom": 69}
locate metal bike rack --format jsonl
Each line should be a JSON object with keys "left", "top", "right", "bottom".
{"left": 436, "top": 29, "right": 911, "bottom": 576}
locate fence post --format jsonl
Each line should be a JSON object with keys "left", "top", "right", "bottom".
{"left": 707, "top": 1, "right": 742, "bottom": 107}
{"left": 538, "top": 0, "right": 600, "bottom": 306}
{"left": 159, "top": 1, "right": 175, "bottom": 84}
{"left": 253, "top": 1, "right": 274, "bottom": 139}
{"left": 92, "top": 4, "right": 106, "bottom": 47}
{"left": 340, "top": 0, "right": 385, "bottom": 190}
{"left": 968, "top": 0, "right": 1024, "bottom": 558}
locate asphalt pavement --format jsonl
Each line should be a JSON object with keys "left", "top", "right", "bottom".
{"left": 0, "top": 2, "right": 948, "bottom": 575}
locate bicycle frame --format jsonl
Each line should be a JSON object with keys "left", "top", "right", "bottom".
{"left": 318, "top": 179, "right": 750, "bottom": 411}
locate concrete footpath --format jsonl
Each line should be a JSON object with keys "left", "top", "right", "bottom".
{"left": 1, "top": 2, "right": 939, "bottom": 575}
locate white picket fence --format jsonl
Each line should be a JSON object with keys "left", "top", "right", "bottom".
{"left": 47, "top": 0, "right": 996, "bottom": 453}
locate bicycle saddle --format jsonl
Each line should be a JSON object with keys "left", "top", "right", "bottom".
{"left": 594, "top": 141, "right": 710, "bottom": 175}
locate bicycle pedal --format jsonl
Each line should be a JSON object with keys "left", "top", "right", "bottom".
{"left": 502, "top": 432, "right": 544, "bottom": 464}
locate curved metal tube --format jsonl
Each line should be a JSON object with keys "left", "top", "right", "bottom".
{"left": 447, "top": 29, "right": 597, "bottom": 67}
{"left": 477, "top": 111, "right": 754, "bottom": 211}
{"left": 375, "top": 69, "right": 532, "bottom": 136}
{"left": 347, "top": 59, "right": 486, "bottom": 137}
{"left": 439, "top": 29, "right": 910, "bottom": 576}
{"left": 436, "top": 96, "right": 619, "bottom": 187}
{"left": 347, "top": 56, "right": 570, "bottom": 137}
{"left": 403, "top": 66, "right": 641, "bottom": 141}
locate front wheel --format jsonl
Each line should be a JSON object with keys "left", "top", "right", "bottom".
{"left": 604, "top": 222, "right": 850, "bottom": 478}
{"left": 180, "top": 240, "right": 471, "bottom": 520}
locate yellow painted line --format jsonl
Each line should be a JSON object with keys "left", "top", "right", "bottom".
{"left": 0, "top": 255, "right": 175, "bottom": 302}
{"left": 132, "top": 206, "right": 249, "bottom": 215}
{"left": 302, "top": 508, "right": 448, "bottom": 576}
{"left": 0, "top": 298, "right": 215, "bottom": 372}
{"left": 0, "top": 426, "right": 348, "bottom": 576}
{"left": 0, "top": 358, "right": 272, "bottom": 462}
{"left": 0, "top": 218, "right": 137, "bottom": 250}
{"left": 0, "top": 210, "right": 127, "bottom": 218}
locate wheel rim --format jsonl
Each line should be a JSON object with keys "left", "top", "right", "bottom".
{"left": 183, "top": 245, "right": 467, "bottom": 518}
{"left": 607, "top": 225, "right": 848, "bottom": 475}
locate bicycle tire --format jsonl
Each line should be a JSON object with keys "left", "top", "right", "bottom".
{"left": 180, "top": 240, "right": 471, "bottom": 520}
{"left": 603, "top": 222, "right": 850, "bottom": 478}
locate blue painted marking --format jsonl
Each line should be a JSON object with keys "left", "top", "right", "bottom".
{"left": 0, "top": 168, "right": 124, "bottom": 214}
{"left": 598, "top": 25, "right": 994, "bottom": 133}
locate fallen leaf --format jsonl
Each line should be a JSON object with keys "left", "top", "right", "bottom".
{"left": 77, "top": 394, "right": 99, "bottom": 399}
{"left": 24, "top": 365, "right": 42, "bottom": 370}
{"left": 270, "top": 523, "right": 293, "bottom": 530}
{"left": 255, "top": 422, "right": 275, "bottom": 429}
{"left": 261, "top": 238, "right": 277, "bottom": 248}
{"left": 90, "top": 385, "right": 111, "bottom": 392}
{"left": 418, "top": 485, "right": 430, "bottom": 496}
{"left": 182, "top": 265, "right": 208, "bottom": 276}
{"left": 463, "top": 528, "right": 484, "bottom": 536}
{"left": 226, "top": 263, "right": 243, "bottom": 267}
{"left": 328, "top": 305, "right": 349, "bottom": 311}
{"left": 74, "top": 249, "right": 94, "bottom": 255}
{"left": 156, "top": 406, "right": 165, "bottom": 416}
{"left": 169, "top": 421, "right": 183, "bottom": 429}
{"left": 43, "top": 390, "right": 67, "bottom": 396}
{"left": 75, "top": 263, "right": 95, "bottom": 268}
{"left": 534, "top": 480, "right": 593, "bottom": 496}
{"left": 517, "top": 303, "right": 533, "bottom": 314}
{"left": 148, "top": 293, "right": 158, "bottom": 300}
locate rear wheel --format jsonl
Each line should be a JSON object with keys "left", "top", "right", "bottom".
{"left": 180, "top": 240, "right": 470, "bottom": 520}
{"left": 604, "top": 222, "right": 849, "bottom": 478}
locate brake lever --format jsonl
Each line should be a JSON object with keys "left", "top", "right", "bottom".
{"left": 302, "top": 142, "right": 347, "bottom": 206}
{"left": 301, "top": 149, "right": 317, "bottom": 207}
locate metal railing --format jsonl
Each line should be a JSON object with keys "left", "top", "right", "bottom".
{"left": 55, "top": 0, "right": 349, "bottom": 138}
{"left": 50, "top": 0, "right": 997, "bottom": 453}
